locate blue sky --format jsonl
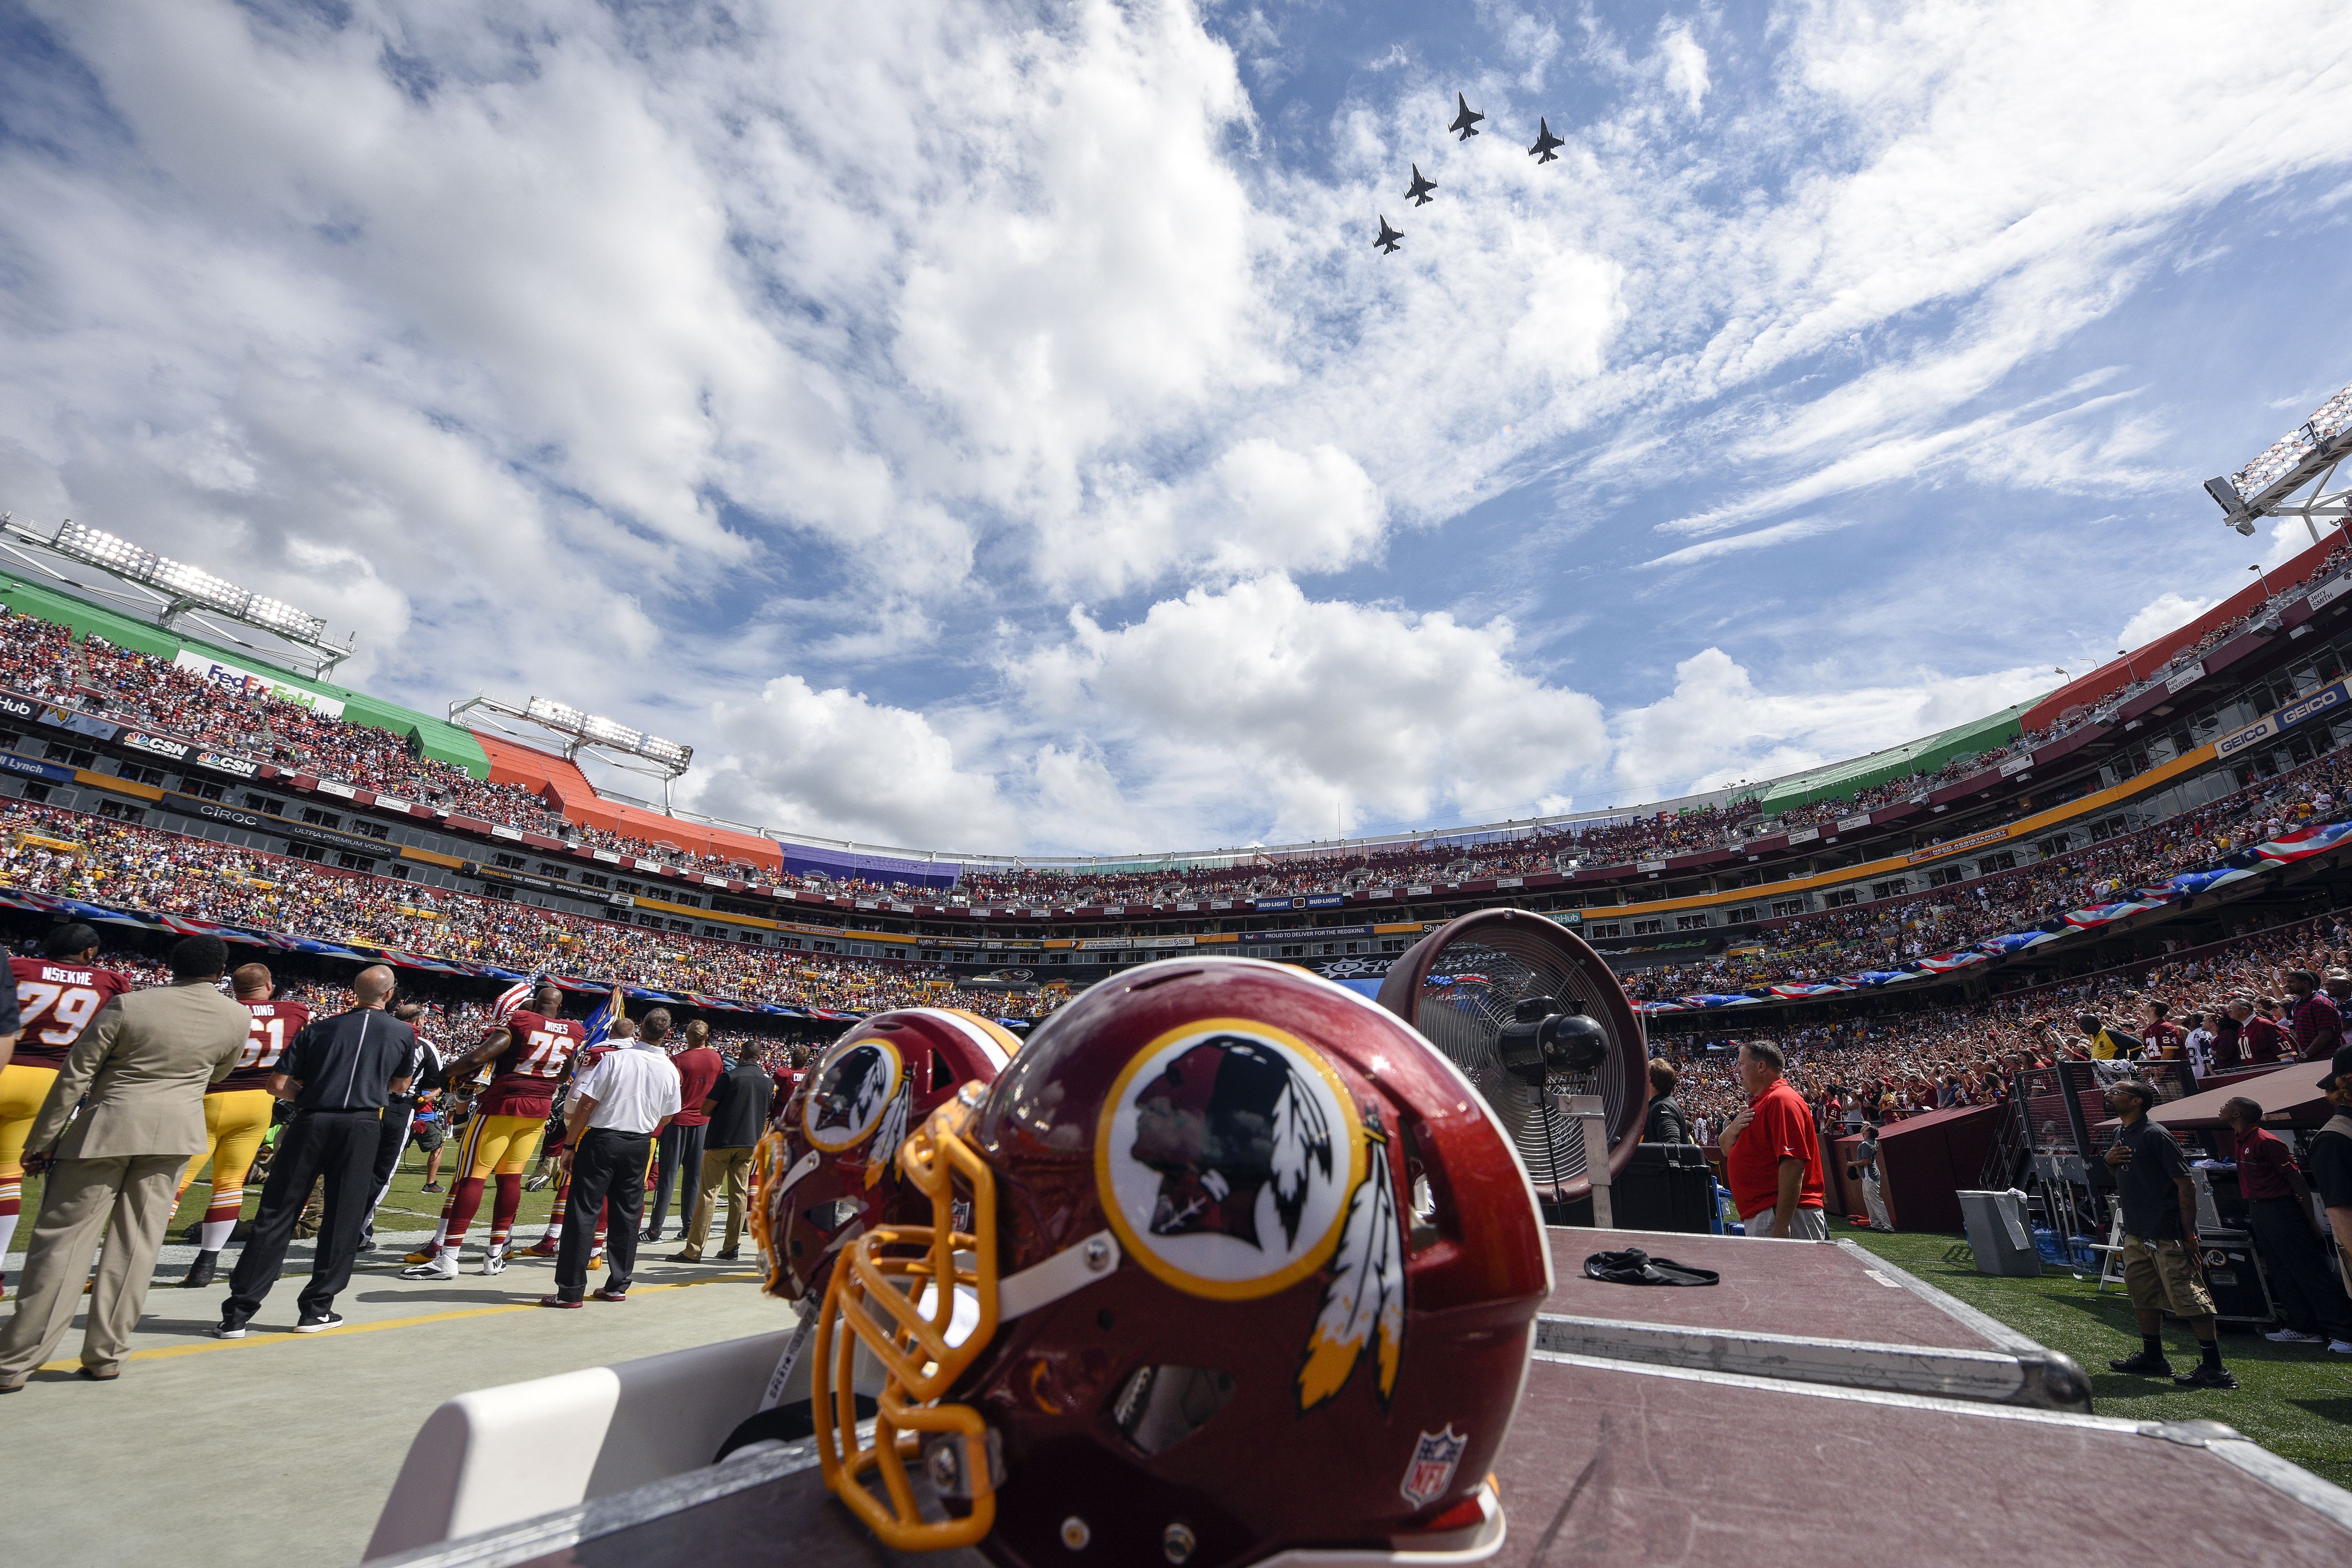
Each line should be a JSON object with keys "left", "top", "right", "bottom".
{"left": 1, "top": 1, "right": 2349, "bottom": 855}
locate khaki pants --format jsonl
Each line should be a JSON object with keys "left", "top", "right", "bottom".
{"left": 1740, "top": 1204, "right": 1831, "bottom": 1240}
{"left": 0, "top": 1154, "right": 183, "bottom": 1381}
{"left": 2122, "top": 1235, "right": 2218, "bottom": 1318}
{"left": 1862, "top": 1176, "right": 1892, "bottom": 1231}
{"left": 680, "top": 1147, "right": 754, "bottom": 1260}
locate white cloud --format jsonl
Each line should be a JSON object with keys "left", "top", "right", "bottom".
{"left": 1013, "top": 575, "right": 1608, "bottom": 844}
{"left": 1609, "top": 648, "right": 2054, "bottom": 804}
{"left": 1658, "top": 24, "right": 1710, "bottom": 115}
{"left": 684, "top": 676, "right": 1019, "bottom": 851}
{"left": 1641, "top": 516, "right": 1859, "bottom": 570}
{"left": 2118, "top": 590, "right": 2219, "bottom": 651}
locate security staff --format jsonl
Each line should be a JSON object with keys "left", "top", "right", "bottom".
{"left": 217, "top": 966, "right": 417, "bottom": 1336}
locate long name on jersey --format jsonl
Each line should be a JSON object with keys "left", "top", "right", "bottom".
{"left": 217, "top": 998, "right": 316, "bottom": 1093}
{"left": 479, "top": 1010, "right": 589, "bottom": 1115}
{"left": 8, "top": 956, "right": 135, "bottom": 1068}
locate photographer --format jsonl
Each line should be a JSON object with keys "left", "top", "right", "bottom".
{"left": 1850, "top": 1120, "right": 1892, "bottom": 1232}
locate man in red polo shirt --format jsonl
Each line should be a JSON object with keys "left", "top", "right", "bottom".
{"left": 1721, "top": 1040, "right": 1827, "bottom": 1239}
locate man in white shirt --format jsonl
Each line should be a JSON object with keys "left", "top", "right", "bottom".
{"left": 2182, "top": 1012, "right": 2216, "bottom": 1079}
{"left": 540, "top": 1011, "right": 681, "bottom": 1308}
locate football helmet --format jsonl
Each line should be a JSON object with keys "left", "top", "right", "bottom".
{"left": 754, "top": 1008, "right": 1019, "bottom": 1305}
{"left": 813, "top": 958, "right": 1551, "bottom": 1566}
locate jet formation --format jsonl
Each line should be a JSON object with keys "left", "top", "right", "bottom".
{"left": 1375, "top": 93, "right": 1565, "bottom": 255}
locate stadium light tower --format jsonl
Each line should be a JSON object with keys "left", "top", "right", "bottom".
{"left": 2204, "top": 379, "right": 2352, "bottom": 541}
{"left": 449, "top": 692, "right": 694, "bottom": 813}
{"left": 0, "top": 512, "right": 356, "bottom": 679}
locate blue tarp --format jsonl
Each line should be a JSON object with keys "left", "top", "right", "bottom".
{"left": 776, "top": 839, "right": 959, "bottom": 890}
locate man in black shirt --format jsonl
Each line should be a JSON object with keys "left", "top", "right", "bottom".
{"left": 2101, "top": 1078, "right": 2233, "bottom": 1387}
{"left": 2314, "top": 1065, "right": 2352, "bottom": 1308}
{"left": 1642, "top": 1058, "right": 1692, "bottom": 1145}
{"left": 217, "top": 967, "right": 416, "bottom": 1337}
{"left": 674, "top": 1043, "right": 775, "bottom": 1263}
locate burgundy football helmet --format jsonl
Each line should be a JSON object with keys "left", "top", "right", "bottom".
{"left": 813, "top": 957, "right": 1552, "bottom": 1565}
{"left": 755, "top": 1008, "right": 1018, "bottom": 1305}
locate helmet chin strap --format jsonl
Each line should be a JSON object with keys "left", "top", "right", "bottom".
{"left": 998, "top": 1228, "right": 1122, "bottom": 1320}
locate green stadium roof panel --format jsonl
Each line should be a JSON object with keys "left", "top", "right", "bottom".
{"left": 1753, "top": 700, "right": 2031, "bottom": 817}
{"left": 0, "top": 568, "right": 491, "bottom": 778}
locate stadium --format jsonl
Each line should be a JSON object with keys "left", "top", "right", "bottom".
{"left": 4, "top": 7, "right": 2352, "bottom": 1567}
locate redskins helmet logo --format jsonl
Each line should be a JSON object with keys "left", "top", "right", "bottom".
{"left": 1097, "top": 1020, "right": 1364, "bottom": 1301}
{"left": 804, "top": 1037, "right": 907, "bottom": 1157}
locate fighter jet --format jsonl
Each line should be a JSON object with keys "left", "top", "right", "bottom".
{"left": 1528, "top": 118, "right": 1563, "bottom": 164}
{"left": 1374, "top": 216, "right": 1403, "bottom": 255}
{"left": 1405, "top": 164, "right": 1437, "bottom": 207}
{"left": 1449, "top": 93, "right": 1483, "bottom": 140}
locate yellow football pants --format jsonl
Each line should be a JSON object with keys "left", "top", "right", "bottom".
{"left": 176, "top": 1090, "right": 278, "bottom": 1219}
{"left": 457, "top": 1113, "right": 549, "bottom": 1179}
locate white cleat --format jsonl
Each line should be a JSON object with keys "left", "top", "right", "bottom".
{"left": 400, "top": 1251, "right": 458, "bottom": 1282}
{"left": 482, "top": 1245, "right": 508, "bottom": 1277}
{"left": 2265, "top": 1328, "right": 2325, "bottom": 1344}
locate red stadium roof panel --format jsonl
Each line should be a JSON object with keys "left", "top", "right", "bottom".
{"left": 468, "top": 727, "right": 783, "bottom": 871}
{"left": 2021, "top": 530, "right": 2343, "bottom": 736}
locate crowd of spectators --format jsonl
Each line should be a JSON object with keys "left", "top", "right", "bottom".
{"left": 10, "top": 543, "right": 2352, "bottom": 918}
{"left": 1657, "top": 910, "right": 2352, "bottom": 1144}
{"left": 1624, "top": 742, "right": 2352, "bottom": 1004}
{"left": 0, "top": 799, "right": 1060, "bottom": 1021}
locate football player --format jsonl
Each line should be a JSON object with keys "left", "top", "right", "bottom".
{"left": 401, "top": 981, "right": 589, "bottom": 1279}
{"left": 523, "top": 1012, "right": 635, "bottom": 1263}
{"left": 1, "top": 925, "right": 133, "bottom": 1297}
{"left": 175, "top": 964, "right": 309, "bottom": 1288}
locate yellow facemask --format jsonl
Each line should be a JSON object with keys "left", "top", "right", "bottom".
{"left": 813, "top": 1085, "right": 1001, "bottom": 1551}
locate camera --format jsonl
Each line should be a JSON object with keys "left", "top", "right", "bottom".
{"left": 1496, "top": 998, "right": 1611, "bottom": 1087}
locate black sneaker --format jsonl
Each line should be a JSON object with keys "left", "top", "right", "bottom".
{"left": 213, "top": 1317, "right": 249, "bottom": 1340}
{"left": 293, "top": 1311, "right": 344, "bottom": 1334}
{"left": 2107, "top": 1350, "right": 2173, "bottom": 1376}
{"left": 2173, "top": 1363, "right": 2238, "bottom": 1389}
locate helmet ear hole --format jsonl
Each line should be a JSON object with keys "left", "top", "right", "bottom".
{"left": 1399, "top": 1116, "right": 1452, "bottom": 1251}
{"left": 1109, "top": 1364, "right": 1237, "bottom": 1457}
{"left": 930, "top": 1051, "right": 955, "bottom": 1092}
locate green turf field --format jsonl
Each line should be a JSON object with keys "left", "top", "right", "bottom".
{"left": 1846, "top": 1227, "right": 2352, "bottom": 1489}
{"left": 11, "top": 1148, "right": 577, "bottom": 1253}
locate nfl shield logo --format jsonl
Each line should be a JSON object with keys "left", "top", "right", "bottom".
{"left": 1399, "top": 1425, "right": 1468, "bottom": 1508}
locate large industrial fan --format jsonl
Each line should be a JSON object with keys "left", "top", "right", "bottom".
{"left": 1375, "top": 908, "right": 1648, "bottom": 1205}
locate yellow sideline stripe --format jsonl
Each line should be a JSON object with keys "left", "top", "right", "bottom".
{"left": 32, "top": 1273, "right": 761, "bottom": 1374}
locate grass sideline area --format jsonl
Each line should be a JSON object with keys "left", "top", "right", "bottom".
{"left": 1847, "top": 1227, "right": 2352, "bottom": 1489}
{"left": 11, "top": 1150, "right": 589, "bottom": 1261}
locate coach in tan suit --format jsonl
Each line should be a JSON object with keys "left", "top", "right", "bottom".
{"left": 0, "top": 935, "right": 250, "bottom": 1389}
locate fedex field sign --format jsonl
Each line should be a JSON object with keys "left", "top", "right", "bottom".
{"left": 172, "top": 652, "right": 345, "bottom": 718}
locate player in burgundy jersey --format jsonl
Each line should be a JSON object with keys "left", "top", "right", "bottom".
{"left": 401, "top": 980, "right": 590, "bottom": 1279}
{"left": 175, "top": 964, "right": 310, "bottom": 1288}
{"left": 524, "top": 1013, "right": 635, "bottom": 1262}
{"left": 1, "top": 925, "right": 134, "bottom": 1296}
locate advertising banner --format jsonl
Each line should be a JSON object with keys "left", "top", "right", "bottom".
{"left": 39, "top": 704, "right": 118, "bottom": 741}
{"left": 0, "top": 753, "right": 73, "bottom": 785}
{"left": 120, "top": 731, "right": 193, "bottom": 763}
{"left": 2216, "top": 678, "right": 2350, "bottom": 762}
{"left": 173, "top": 651, "right": 345, "bottom": 718}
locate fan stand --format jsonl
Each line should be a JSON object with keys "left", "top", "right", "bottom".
{"left": 1563, "top": 1093, "right": 1613, "bottom": 1228}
